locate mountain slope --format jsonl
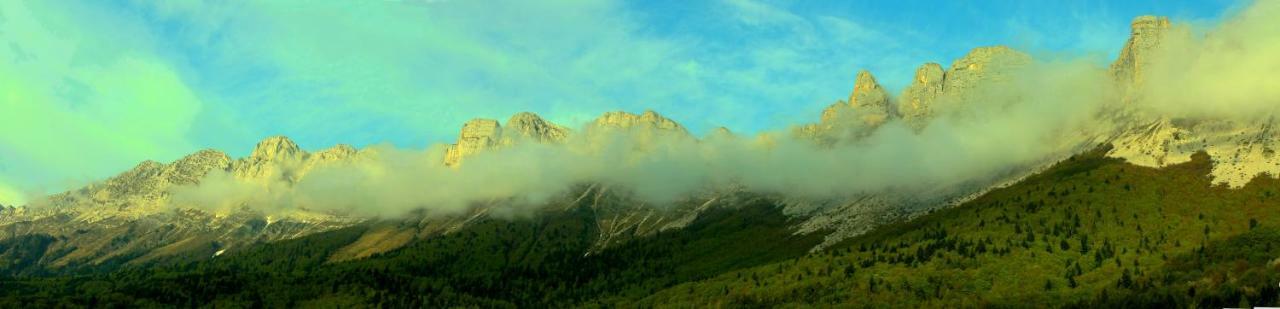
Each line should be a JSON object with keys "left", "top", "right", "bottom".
{"left": 0, "top": 192, "right": 822, "bottom": 307}
{"left": 638, "top": 145, "right": 1280, "bottom": 307}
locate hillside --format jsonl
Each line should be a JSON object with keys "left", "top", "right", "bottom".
{"left": 0, "top": 191, "right": 823, "bottom": 307}
{"left": 4, "top": 145, "right": 1280, "bottom": 307}
{"left": 639, "top": 146, "right": 1280, "bottom": 308}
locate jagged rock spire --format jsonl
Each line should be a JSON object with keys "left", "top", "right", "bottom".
{"left": 849, "top": 70, "right": 889, "bottom": 108}
{"left": 506, "top": 112, "right": 569, "bottom": 143}
{"left": 444, "top": 119, "right": 502, "bottom": 166}
{"left": 847, "top": 70, "right": 892, "bottom": 127}
{"left": 899, "top": 63, "right": 945, "bottom": 129}
{"left": 1111, "top": 15, "right": 1171, "bottom": 90}
{"left": 249, "top": 136, "right": 303, "bottom": 162}
{"left": 801, "top": 69, "right": 895, "bottom": 143}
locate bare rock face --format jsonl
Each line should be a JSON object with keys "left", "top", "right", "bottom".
{"left": 505, "top": 112, "right": 569, "bottom": 144}
{"left": 847, "top": 70, "right": 893, "bottom": 127}
{"left": 444, "top": 112, "right": 572, "bottom": 166}
{"left": 943, "top": 46, "right": 1031, "bottom": 98}
{"left": 1104, "top": 15, "right": 1280, "bottom": 188}
{"left": 160, "top": 149, "right": 233, "bottom": 187}
{"left": 1110, "top": 16, "right": 1172, "bottom": 90}
{"left": 899, "top": 63, "right": 945, "bottom": 129}
{"left": 797, "top": 70, "right": 894, "bottom": 143}
{"left": 300, "top": 144, "right": 358, "bottom": 175}
{"left": 592, "top": 110, "right": 688, "bottom": 134}
{"left": 233, "top": 136, "right": 306, "bottom": 181}
{"left": 443, "top": 119, "right": 503, "bottom": 166}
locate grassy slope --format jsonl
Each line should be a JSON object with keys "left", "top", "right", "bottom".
{"left": 639, "top": 147, "right": 1280, "bottom": 308}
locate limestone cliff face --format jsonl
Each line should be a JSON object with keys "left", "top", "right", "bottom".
{"left": 592, "top": 110, "right": 689, "bottom": 134}
{"left": 894, "top": 46, "right": 1030, "bottom": 131}
{"left": 847, "top": 70, "right": 893, "bottom": 126}
{"left": 1110, "top": 16, "right": 1171, "bottom": 89}
{"left": 300, "top": 144, "right": 358, "bottom": 175}
{"left": 899, "top": 63, "right": 945, "bottom": 129}
{"left": 1104, "top": 15, "right": 1280, "bottom": 188}
{"left": 443, "top": 112, "right": 572, "bottom": 166}
{"left": 443, "top": 119, "right": 503, "bottom": 166}
{"left": 505, "top": 112, "right": 570, "bottom": 144}
{"left": 160, "top": 150, "right": 233, "bottom": 187}
{"left": 233, "top": 136, "right": 306, "bottom": 181}
{"left": 798, "top": 70, "right": 894, "bottom": 143}
{"left": 943, "top": 46, "right": 1031, "bottom": 98}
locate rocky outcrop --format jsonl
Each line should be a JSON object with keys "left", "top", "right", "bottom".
{"left": 161, "top": 150, "right": 233, "bottom": 186}
{"left": 591, "top": 110, "right": 688, "bottom": 134}
{"left": 847, "top": 70, "right": 893, "bottom": 127}
{"left": 300, "top": 144, "right": 358, "bottom": 175}
{"left": 899, "top": 63, "right": 945, "bottom": 129}
{"left": 444, "top": 112, "right": 573, "bottom": 166}
{"left": 233, "top": 136, "right": 306, "bottom": 181}
{"left": 942, "top": 46, "right": 1032, "bottom": 99}
{"left": 1104, "top": 15, "right": 1280, "bottom": 188}
{"left": 797, "top": 70, "right": 896, "bottom": 143}
{"left": 505, "top": 112, "right": 570, "bottom": 143}
{"left": 443, "top": 119, "right": 503, "bottom": 166}
{"left": 0, "top": 136, "right": 367, "bottom": 272}
{"left": 1110, "top": 16, "right": 1171, "bottom": 90}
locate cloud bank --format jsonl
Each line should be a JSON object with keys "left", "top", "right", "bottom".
{"left": 169, "top": 57, "right": 1117, "bottom": 217}
{"left": 165, "top": 2, "right": 1280, "bottom": 218}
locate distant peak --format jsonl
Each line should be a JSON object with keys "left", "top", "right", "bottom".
{"left": 506, "top": 112, "right": 569, "bottom": 143}
{"left": 958, "top": 45, "right": 1029, "bottom": 62}
{"left": 594, "top": 110, "right": 687, "bottom": 133}
{"left": 460, "top": 119, "right": 502, "bottom": 138}
{"left": 847, "top": 70, "right": 890, "bottom": 118}
{"left": 250, "top": 135, "right": 302, "bottom": 161}
{"left": 915, "top": 63, "right": 944, "bottom": 80}
{"left": 507, "top": 112, "right": 545, "bottom": 124}
{"left": 174, "top": 149, "right": 232, "bottom": 167}
{"left": 1111, "top": 15, "right": 1172, "bottom": 87}
{"left": 1130, "top": 15, "right": 1170, "bottom": 31}
{"left": 854, "top": 70, "right": 877, "bottom": 84}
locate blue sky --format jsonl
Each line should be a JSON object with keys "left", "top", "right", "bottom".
{"left": 0, "top": 0, "right": 1244, "bottom": 204}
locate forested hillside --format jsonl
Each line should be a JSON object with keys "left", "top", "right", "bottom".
{"left": 641, "top": 147, "right": 1280, "bottom": 308}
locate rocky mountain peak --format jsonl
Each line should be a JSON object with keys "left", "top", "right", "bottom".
{"left": 593, "top": 110, "right": 688, "bottom": 133}
{"left": 444, "top": 119, "right": 503, "bottom": 166}
{"left": 249, "top": 136, "right": 303, "bottom": 162}
{"left": 299, "top": 144, "right": 360, "bottom": 175}
{"left": 505, "top": 112, "right": 569, "bottom": 143}
{"left": 944, "top": 45, "right": 1031, "bottom": 98}
{"left": 162, "top": 149, "right": 232, "bottom": 185}
{"left": 899, "top": 62, "right": 945, "bottom": 129}
{"left": 709, "top": 127, "right": 734, "bottom": 138}
{"left": 848, "top": 70, "right": 888, "bottom": 108}
{"left": 1111, "top": 15, "right": 1171, "bottom": 88}
{"left": 309, "top": 144, "right": 358, "bottom": 164}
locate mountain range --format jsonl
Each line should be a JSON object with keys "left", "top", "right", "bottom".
{"left": 2, "top": 14, "right": 1279, "bottom": 307}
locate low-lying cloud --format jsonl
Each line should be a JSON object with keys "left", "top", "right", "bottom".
{"left": 167, "top": 2, "right": 1277, "bottom": 218}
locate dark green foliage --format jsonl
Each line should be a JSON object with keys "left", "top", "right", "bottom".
{"left": 638, "top": 147, "right": 1280, "bottom": 307}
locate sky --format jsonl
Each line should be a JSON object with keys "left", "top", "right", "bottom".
{"left": 0, "top": 0, "right": 1244, "bottom": 205}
